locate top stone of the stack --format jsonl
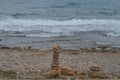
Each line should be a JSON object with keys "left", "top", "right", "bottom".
{"left": 53, "top": 44, "right": 61, "bottom": 53}
{"left": 53, "top": 44, "right": 61, "bottom": 50}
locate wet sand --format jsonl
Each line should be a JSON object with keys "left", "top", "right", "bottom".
{"left": 0, "top": 32, "right": 120, "bottom": 50}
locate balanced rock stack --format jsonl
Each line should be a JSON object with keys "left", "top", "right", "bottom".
{"left": 50, "top": 44, "right": 61, "bottom": 77}
{"left": 88, "top": 66, "right": 106, "bottom": 79}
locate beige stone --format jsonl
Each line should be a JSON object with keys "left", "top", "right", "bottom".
{"left": 88, "top": 66, "right": 106, "bottom": 79}
{"left": 80, "top": 72, "right": 87, "bottom": 79}
{"left": 60, "top": 67, "right": 76, "bottom": 76}
{"left": 53, "top": 44, "right": 61, "bottom": 53}
{"left": 89, "top": 71, "right": 106, "bottom": 79}
{"left": 52, "top": 62, "right": 60, "bottom": 64}
{"left": 50, "top": 69, "right": 61, "bottom": 77}
{"left": 53, "top": 54, "right": 59, "bottom": 58}
{"left": 90, "top": 66, "right": 101, "bottom": 71}
{"left": 51, "top": 64, "right": 60, "bottom": 67}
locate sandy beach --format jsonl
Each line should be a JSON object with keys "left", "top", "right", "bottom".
{"left": 0, "top": 45, "right": 120, "bottom": 79}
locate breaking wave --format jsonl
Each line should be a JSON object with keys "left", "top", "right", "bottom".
{"left": 0, "top": 18, "right": 120, "bottom": 37}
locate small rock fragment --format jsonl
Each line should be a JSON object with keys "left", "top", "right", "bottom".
{"left": 80, "top": 72, "right": 87, "bottom": 79}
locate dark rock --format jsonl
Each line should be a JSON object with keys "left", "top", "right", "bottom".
{"left": 0, "top": 46, "right": 11, "bottom": 49}
{"left": 98, "top": 45, "right": 109, "bottom": 51}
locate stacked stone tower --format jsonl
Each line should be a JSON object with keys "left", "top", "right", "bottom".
{"left": 50, "top": 44, "right": 61, "bottom": 77}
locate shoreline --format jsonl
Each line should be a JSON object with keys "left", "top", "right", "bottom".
{"left": 0, "top": 32, "right": 120, "bottom": 50}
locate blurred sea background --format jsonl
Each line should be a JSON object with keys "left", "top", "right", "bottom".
{"left": 0, "top": 0, "right": 120, "bottom": 37}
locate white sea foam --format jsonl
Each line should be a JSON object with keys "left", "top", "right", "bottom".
{"left": 0, "top": 18, "right": 120, "bottom": 37}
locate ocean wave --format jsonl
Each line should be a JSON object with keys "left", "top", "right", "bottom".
{"left": 0, "top": 13, "right": 40, "bottom": 18}
{"left": 0, "top": 18, "right": 120, "bottom": 37}
{"left": 51, "top": 2, "right": 76, "bottom": 8}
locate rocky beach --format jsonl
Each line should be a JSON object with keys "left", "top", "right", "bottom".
{"left": 0, "top": 42, "right": 120, "bottom": 79}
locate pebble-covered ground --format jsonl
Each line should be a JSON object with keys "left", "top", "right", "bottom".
{"left": 0, "top": 48, "right": 120, "bottom": 79}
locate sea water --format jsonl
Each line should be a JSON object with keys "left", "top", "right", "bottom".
{"left": 0, "top": 0, "right": 120, "bottom": 37}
